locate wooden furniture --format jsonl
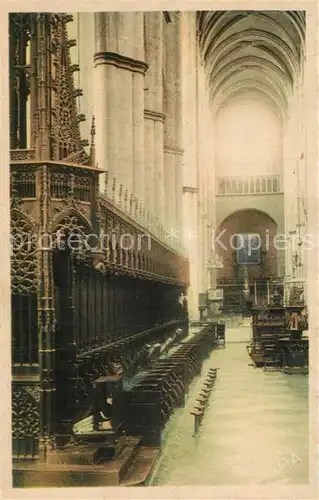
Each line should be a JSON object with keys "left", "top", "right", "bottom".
{"left": 216, "top": 323, "right": 226, "bottom": 347}
{"left": 248, "top": 304, "right": 308, "bottom": 371}
{"left": 249, "top": 305, "right": 286, "bottom": 368}
{"left": 262, "top": 341, "right": 280, "bottom": 371}
{"left": 279, "top": 338, "right": 308, "bottom": 374}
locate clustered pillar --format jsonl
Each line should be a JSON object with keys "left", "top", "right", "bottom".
{"left": 163, "top": 16, "right": 184, "bottom": 237}
{"left": 93, "top": 12, "right": 185, "bottom": 241}
{"left": 180, "top": 12, "right": 199, "bottom": 319}
{"left": 283, "top": 67, "right": 306, "bottom": 285}
{"left": 180, "top": 12, "right": 216, "bottom": 319}
{"left": 93, "top": 12, "right": 146, "bottom": 200}
{"left": 75, "top": 12, "right": 218, "bottom": 320}
{"left": 144, "top": 12, "right": 165, "bottom": 221}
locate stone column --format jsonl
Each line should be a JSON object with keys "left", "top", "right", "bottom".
{"left": 196, "top": 55, "right": 217, "bottom": 297}
{"left": 197, "top": 60, "right": 208, "bottom": 294}
{"left": 94, "top": 13, "right": 147, "bottom": 196}
{"left": 132, "top": 71, "right": 145, "bottom": 203}
{"left": 131, "top": 13, "right": 145, "bottom": 202}
{"left": 144, "top": 116, "right": 155, "bottom": 212}
{"left": 180, "top": 12, "right": 199, "bottom": 318}
{"left": 144, "top": 12, "right": 165, "bottom": 223}
{"left": 283, "top": 87, "right": 299, "bottom": 279}
{"left": 163, "top": 147, "right": 177, "bottom": 235}
{"left": 283, "top": 99, "right": 292, "bottom": 278}
{"left": 154, "top": 118, "right": 165, "bottom": 221}
{"left": 183, "top": 187, "right": 199, "bottom": 317}
{"left": 174, "top": 18, "right": 183, "bottom": 237}
{"left": 163, "top": 15, "right": 184, "bottom": 237}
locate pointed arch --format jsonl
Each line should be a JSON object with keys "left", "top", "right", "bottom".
{"left": 50, "top": 208, "right": 94, "bottom": 234}
{"left": 11, "top": 209, "right": 38, "bottom": 295}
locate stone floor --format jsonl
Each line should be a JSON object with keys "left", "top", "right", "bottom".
{"left": 149, "top": 323, "right": 309, "bottom": 486}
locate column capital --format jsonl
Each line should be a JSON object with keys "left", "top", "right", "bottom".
{"left": 183, "top": 186, "right": 198, "bottom": 194}
{"left": 94, "top": 51, "right": 148, "bottom": 75}
{"left": 164, "top": 145, "right": 184, "bottom": 156}
{"left": 144, "top": 109, "right": 166, "bottom": 123}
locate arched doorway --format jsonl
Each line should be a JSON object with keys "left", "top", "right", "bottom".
{"left": 216, "top": 209, "right": 278, "bottom": 312}
{"left": 51, "top": 212, "right": 96, "bottom": 432}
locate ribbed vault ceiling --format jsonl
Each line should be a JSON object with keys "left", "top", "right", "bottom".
{"left": 197, "top": 11, "right": 305, "bottom": 115}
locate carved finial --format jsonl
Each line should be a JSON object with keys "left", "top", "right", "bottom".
{"left": 124, "top": 189, "right": 128, "bottom": 212}
{"left": 67, "top": 39, "right": 77, "bottom": 49}
{"left": 157, "top": 218, "right": 161, "bottom": 238}
{"left": 129, "top": 194, "right": 134, "bottom": 217}
{"left": 138, "top": 203, "right": 143, "bottom": 224}
{"left": 71, "top": 63, "right": 80, "bottom": 73}
{"left": 112, "top": 177, "right": 116, "bottom": 203}
{"left": 119, "top": 184, "right": 123, "bottom": 207}
{"left": 10, "top": 171, "right": 20, "bottom": 207}
{"left": 105, "top": 170, "right": 109, "bottom": 196}
{"left": 160, "top": 223, "right": 164, "bottom": 240}
{"left": 90, "top": 115, "right": 96, "bottom": 166}
{"left": 73, "top": 88, "right": 83, "bottom": 98}
{"left": 48, "top": 15, "right": 90, "bottom": 162}
{"left": 63, "top": 13, "right": 74, "bottom": 23}
{"left": 90, "top": 114, "right": 96, "bottom": 139}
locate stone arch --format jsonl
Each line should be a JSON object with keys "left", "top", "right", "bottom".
{"left": 50, "top": 209, "right": 96, "bottom": 255}
{"left": 50, "top": 208, "right": 94, "bottom": 235}
{"left": 216, "top": 208, "right": 280, "bottom": 284}
{"left": 219, "top": 207, "right": 278, "bottom": 229}
{"left": 216, "top": 193, "right": 284, "bottom": 233}
{"left": 11, "top": 209, "right": 39, "bottom": 365}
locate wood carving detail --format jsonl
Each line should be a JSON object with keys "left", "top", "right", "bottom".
{"left": 51, "top": 15, "right": 89, "bottom": 162}
{"left": 12, "top": 386, "right": 40, "bottom": 438}
{"left": 11, "top": 209, "right": 38, "bottom": 295}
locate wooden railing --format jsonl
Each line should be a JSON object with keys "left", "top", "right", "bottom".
{"left": 10, "top": 162, "right": 189, "bottom": 287}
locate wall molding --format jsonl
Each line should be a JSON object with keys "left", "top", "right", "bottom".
{"left": 144, "top": 109, "right": 166, "bottom": 123}
{"left": 164, "top": 145, "right": 184, "bottom": 156}
{"left": 183, "top": 186, "right": 198, "bottom": 194}
{"left": 94, "top": 52, "right": 148, "bottom": 74}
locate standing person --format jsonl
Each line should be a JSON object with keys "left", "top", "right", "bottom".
{"left": 179, "top": 292, "right": 188, "bottom": 320}
{"left": 182, "top": 293, "right": 188, "bottom": 313}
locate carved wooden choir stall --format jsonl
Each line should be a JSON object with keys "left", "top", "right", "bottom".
{"left": 247, "top": 284, "right": 308, "bottom": 372}
{"left": 10, "top": 13, "right": 190, "bottom": 484}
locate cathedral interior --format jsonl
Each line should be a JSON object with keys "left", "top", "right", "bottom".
{"left": 9, "top": 10, "right": 314, "bottom": 489}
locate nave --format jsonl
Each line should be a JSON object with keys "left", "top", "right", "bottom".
{"left": 150, "top": 322, "right": 308, "bottom": 486}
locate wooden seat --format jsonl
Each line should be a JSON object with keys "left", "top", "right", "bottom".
{"left": 191, "top": 409, "right": 203, "bottom": 417}
{"left": 263, "top": 343, "right": 280, "bottom": 371}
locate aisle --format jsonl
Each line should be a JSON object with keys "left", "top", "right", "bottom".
{"left": 149, "top": 326, "right": 308, "bottom": 486}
